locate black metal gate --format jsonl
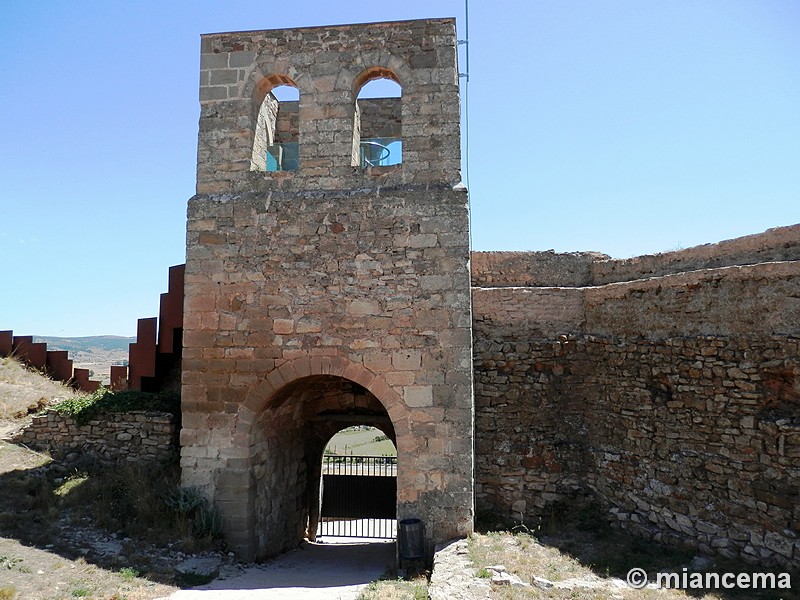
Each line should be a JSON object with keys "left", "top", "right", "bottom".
{"left": 318, "top": 455, "right": 397, "bottom": 539}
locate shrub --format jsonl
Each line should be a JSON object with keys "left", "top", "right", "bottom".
{"left": 163, "top": 486, "right": 223, "bottom": 540}
{"left": 51, "top": 389, "right": 179, "bottom": 425}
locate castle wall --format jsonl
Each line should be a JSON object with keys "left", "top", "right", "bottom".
{"left": 473, "top": 230, "right": 800, "bottom": 568}
{"left": 472, "top": 223, "right": 800, "bottom": 287}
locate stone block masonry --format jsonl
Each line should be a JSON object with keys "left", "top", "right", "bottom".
{"left": 196, "top": 18, "right": 461, "bottom": 194}
{"left": 183, "top": 19, "right": 473, "bottom": 561}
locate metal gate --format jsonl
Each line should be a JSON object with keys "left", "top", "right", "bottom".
{"left": 318, "top": 455, "right": 397, "bottom": 539}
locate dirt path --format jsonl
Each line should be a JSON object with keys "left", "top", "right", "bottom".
{"left": 159, "top": 539, "right": 395, "bottom": 600}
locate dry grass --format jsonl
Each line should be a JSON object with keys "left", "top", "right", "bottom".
{"left": 0, "top": 360, "right": 216, "bottom": 598}
{"left": 0, "top": 356, "right": 77, "bottom": 427}
{"left": 357, "top": 575, "right": 428, "bottom": 600}
{"left": 0, "top": 538, "right": 176, "bottom": 600}
{"left": 468, "top": 530, "right": 798, "bottom": 600}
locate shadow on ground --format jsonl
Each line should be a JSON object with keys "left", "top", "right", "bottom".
{"left": 164, "top": 540, "right": 395, "bottom": 599}
{"left": 476, "top": 501, "right": 800, "bottom": 600}
{"left": 0, "top": 443, "right": 218, "bottom": 587}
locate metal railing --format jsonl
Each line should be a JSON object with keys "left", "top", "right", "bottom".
{"left": 318, "top": 455, "right": 397, "bottom": 539}
{"left": 359, "top": 138, "right": 402, "bottom": 168}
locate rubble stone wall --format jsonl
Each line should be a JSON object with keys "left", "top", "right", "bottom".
{"left": 14, "top": 411, "right": 178, "bottom": 462}
{"left": 473, "top": 241, "right": 800, "bottom": 569}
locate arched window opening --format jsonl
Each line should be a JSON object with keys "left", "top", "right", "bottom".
{"left": 253, "top": 80, "right": 300, "bottom": 172}
{"left": 353, "top": 73, "right": 402, "bottom": 169}
{"left": 266, "top": 85, "right": 299, "bottom": 172}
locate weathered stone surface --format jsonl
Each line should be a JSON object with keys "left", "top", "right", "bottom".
{"left": 472, "top": 230, "right": 800, "bottom": 571}
{"left": 13, "top": 410, "right": 177, "bottom": 463}
{"left": 184, "top": 19, "right": 473, "bottom": 562}
{"left": 428, "top": 539, "right": 490, "bottom": 600}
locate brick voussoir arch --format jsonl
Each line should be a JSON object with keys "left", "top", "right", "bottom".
{"left": 246, "top": 69, "right": 303, "bottom": 109}
{"left": 238, "top": 356, "right": 410, "bottom": 438}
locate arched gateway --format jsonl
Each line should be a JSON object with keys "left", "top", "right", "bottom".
{"left": 181, "top": 19, "right": 474, "bottom": 561}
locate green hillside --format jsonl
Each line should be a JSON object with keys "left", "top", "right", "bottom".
{"left": 33, "top": 335, "right": 135, "bottom": 353}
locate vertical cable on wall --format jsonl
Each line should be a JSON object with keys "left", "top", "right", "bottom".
{"left": 458, "top": 0, "right": 472, "bottom": 249}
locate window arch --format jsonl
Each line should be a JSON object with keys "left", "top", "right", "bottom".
{"left": 352, "top": 68, "right": 402, "bottom": 168}
{"left": 252, "top": 75, "right": 300, "bottom": 172}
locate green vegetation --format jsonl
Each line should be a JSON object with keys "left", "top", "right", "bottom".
{"left": 0, "top": 555, "right": 22, "bottom": 570}
{"left": 59, "top": 461, "right": 223, "bottom": 550}
{"left": 51, "top": 388, "right": 180, "bottom": 425}
{"left": 118, "top": 566, "right": 139, "bottom": 581}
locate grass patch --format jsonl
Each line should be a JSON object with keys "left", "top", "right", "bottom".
{"left": 468, "top": 527, "right": 800, "bottom": 600}
{"left": 50, "top": 388, "right": 179, "bottom": 425}
{"left": 0, "top": 587, "right": 16, "bottom": 600}
{"left": 118, "top": 566, "right": 138, "bottom": 581}
{"left": 70, "top": 586, "right": 92, "bottom": 597}
{"left": 54, "top": 474, "right": 88, "bottom": 497}
{"left": 0, "top": 555, "right": 23, "bottom": 570}
{"left": 60, "top": 460, "right": 222, "bottom": 551}
{"left": 358, "top": 576, "right": 428, "bottom": 600}
{"left": 0, "top": 356, "right": 76, "bottom": 420}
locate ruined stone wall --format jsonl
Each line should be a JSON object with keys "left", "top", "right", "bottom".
{"left": 471, "top": 251, "right": 603, "bottom": 288}
{"left": 472, "top": 224, "right": 800, "bottom": 287}
{"left": 592, "top": 223, "right": 800, "bottom": 285}
{"left": 15, "top": 411, "right": 177, "bottom": 462}
{"left": 473, "top": 229, "right": 800, "bottom": 568}
{"left": 584, "top": 335, "right": 800, "bottom": 567}
{"left": 473, "top": 331, "right": 800, "bottom": 568}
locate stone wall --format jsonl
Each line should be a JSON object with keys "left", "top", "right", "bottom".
{"left": 359, "top": 98, "right": 402, "bottom": 139}
{"left": 474, "top": 331, "right": 800, "bottom": 568}
{"left": 472, "top": 223, "right": 800, "bottom": 287}
{"left": 472, "top": 228, "right": 800, "bottom": 569}
{"left": 14, "top": 411, "right": 178, "bottom": 463}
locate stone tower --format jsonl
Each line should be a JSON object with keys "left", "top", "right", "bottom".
{"left": 181, "top": 19, "right": 474, "bottom": 560}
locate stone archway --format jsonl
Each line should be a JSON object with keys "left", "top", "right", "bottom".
{"left": 193, "top": 358, "right": 411, "bottom": 560}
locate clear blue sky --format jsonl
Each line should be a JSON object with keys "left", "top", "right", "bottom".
{"left": 1, "top": 1, "right": 798, "bottom": 337}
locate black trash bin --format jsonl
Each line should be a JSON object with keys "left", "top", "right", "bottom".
{"left": 398, "top": 518, "right": 424, "bottom": 559}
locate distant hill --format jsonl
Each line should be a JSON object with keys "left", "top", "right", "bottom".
{"left": 33, "top": 335, "right": 135, "bottom": 354}
{"left": 32, "top": 336, "right": 135, "bottom": 382}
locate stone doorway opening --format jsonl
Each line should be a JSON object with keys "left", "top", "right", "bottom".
{"left": 249, "top": 373, "right": 398, "bottom": 558}
{"left": 314, "top": 427, "right": 398, "bottom": 542}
